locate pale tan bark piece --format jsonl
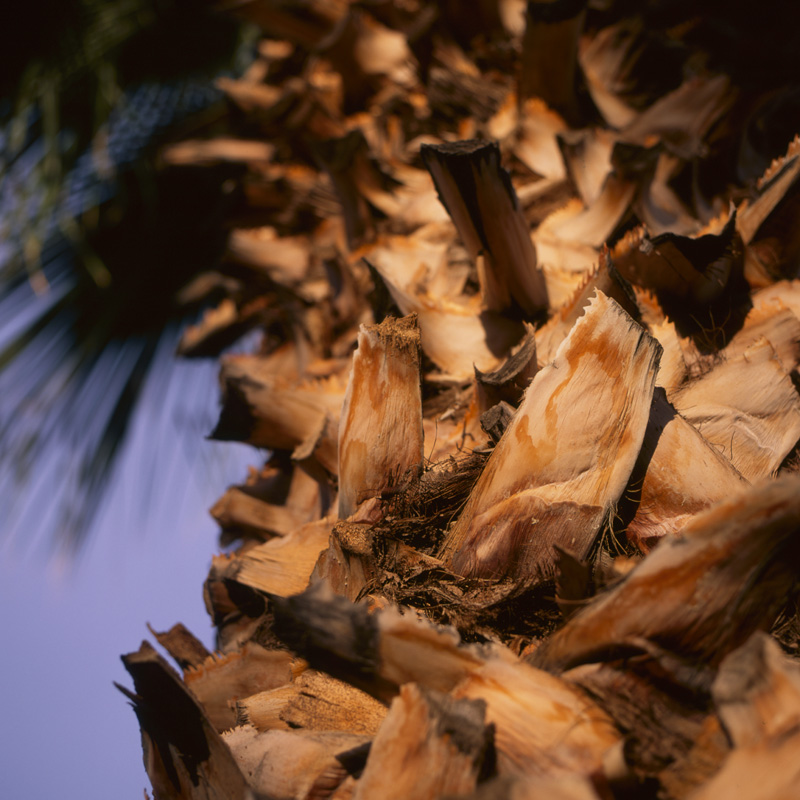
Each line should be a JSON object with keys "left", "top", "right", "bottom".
{"left": 531, "top": 475, "right": 800, "bottom": 674}
{"left": 721, "top": 298, "right": 800, "bottom": 373}
{"left": 238, "top": 669, "right": 387, "bottom": 735}
{"left": 690, "top": 632, "right": 800, "bottom": 800}
{"left": 210, "top": 488, "right": 310, "bottom": 540}
{"left": 451, "top": 774, "right": 602, "bottom": 800}
{"left": 119, "top": 642, "right": 255, "bottom": 800}
{"left": 737, "top": 134, "right": 800, "bottom": 246}
{"left": 619, "top": 75, "right": 732, "bottom": 155}
{"left": 177, "top": 298, "right": 241, "bottom": 357}
{"left": 376, "top": 271, "right": 524, "bottom": 378}
{"left": 578, "top": 22, "right": 639, "bottom": 129}
{"left": 535, "top": 250, "right": 639, "bottom": 364}
{"left": 512, "top": 98, "right": 568, "bottom": 180}
{"left": 226, "top": 229, "right": 310, "bottom": 287}
{"left": 753, "top": 279, "right": 800, "bottom": 314}
{"left": 148, "top": 622, "right": 211, "bottom": 671}
{"left": 672, "top": 337, "right": 800, "bottom": 481}
{"left": 338, "top": 314, "right": 424, "bottom": 519}
{"left": 211, "top": 357, "right": 345, "bottom": 477}
{"left": 533, "top": 225, "right": 598, "bottom": 281}
{"left": 223, "top": 725, "right": 368, "bottom": 800}
{"left": 648, "top": 318, "right": 688, "bottom": 394}
{"left": 558, "top": 128, "right": 615, "bottom": 207}
{"left": 184, "top": 643, "right": 297, "bottom": 732}
{"left": 353, "top": 684, "right": 489, "bottom": 800}
{"left": 626, "top": 388, "right": 749, "bottom": 552}
{"left": 451, "top": 657, "right": 620, "bottom": 780}
{"left": 365, "top": 228, "right": 460, "bottom": 303}
{"left": 272, "top": 586, "right": 622, "bottom": 779}
{"left": 534, "top": 174, "right": 635, "bottom": 251}
{"left": 215, "top": 75, "right": 289, "bottom": 116}
{"left": 233, "top": 518, "right": 335, "bottom": 598}
{"left": 689, "top": 732, "right": 800, "bottom": 800}
{"left": 714, "top": 632, "right": 800, "bottom": 748}
{"left": 160, "top": 138, "right": 275, "bottom": 166}
{"left": 440, "top": 291, "right": 661, "bottom": 580}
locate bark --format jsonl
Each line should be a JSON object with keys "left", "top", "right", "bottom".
{"left": 337, "top": 314, "right": 423, "bottom": 519}
{"left": 439, "top": 291, "right": 660, "bottom": 581}
{"left": 116, "top": 5, "right": 800, "bottom": 798}
{"left": 421, "top": 139, "right": 548, "bottom": 316}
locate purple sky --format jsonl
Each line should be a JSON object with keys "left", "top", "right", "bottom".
{"left": 0, "top": 353, "right": 256, "bottom": 798}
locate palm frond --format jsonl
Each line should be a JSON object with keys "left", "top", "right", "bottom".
{"left": 0, "top": 3, "right": 256, "bottom": 552}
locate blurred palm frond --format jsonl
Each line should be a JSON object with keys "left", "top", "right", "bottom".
{"left": 0, "top": 0, "right": 256, "bottom": 552}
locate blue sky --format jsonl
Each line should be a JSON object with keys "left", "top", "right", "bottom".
{"left": 0, "top": 353, "right": 255, "bottom": 798}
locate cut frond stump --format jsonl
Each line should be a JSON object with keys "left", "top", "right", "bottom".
{"left": 439, "top": 291, "right": 660, "bottom": 581}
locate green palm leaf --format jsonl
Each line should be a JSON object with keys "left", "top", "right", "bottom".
{"left": 0, "top": 0, "right": 253, "bottom": 552}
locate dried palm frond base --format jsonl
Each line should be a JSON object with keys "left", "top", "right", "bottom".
{"left": 119, "top": 2, "right": 800, "bottom": 798}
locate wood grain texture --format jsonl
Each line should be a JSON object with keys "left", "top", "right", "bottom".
{"left": 421, "top": 139, "right": 548, "bottom": 316}
{"left": 672, "top": 337, "right": 800, "bottom": 481}
{"left": 440, "top": 291, "right": 661, "bottom": 580}
{"left": 119, "top": 642, "right": 255, "bottom": 800}
{"left": 234, "top": 518, "right": 334, "bottom": 597}
{"left": 353, "top": 684, "right": 489, "bottom": 799}
{"left": 338, "top": 314, "right": 424, "bottom": 519}
{"left": 626, "top": 388, "right": 749, "bottom": 552}
{"left": 531, "top": 475, "right": 800, "bottom": 674}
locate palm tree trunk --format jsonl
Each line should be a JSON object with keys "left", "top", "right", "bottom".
{"left": 119, "top": 2, "right": 800, "bottom": 798}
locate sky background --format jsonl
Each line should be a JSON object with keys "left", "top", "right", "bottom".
{"left": 0, "top": 12, "right": 259, "bottom": 794}
{"left": 0, "top": 348, "right": 256, "bottom": 798}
